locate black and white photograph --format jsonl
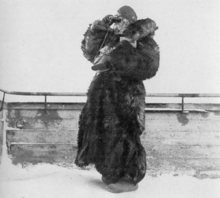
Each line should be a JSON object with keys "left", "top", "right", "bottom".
{"left": 0, "top": 0, "right": 220, "bottom": 197}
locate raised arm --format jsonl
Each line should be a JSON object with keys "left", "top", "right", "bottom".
{"left": 108, "top": 37, "right": 160, "bottom": 80}
{"left": 81, "top": 16, "right": 116, "bottom": 63}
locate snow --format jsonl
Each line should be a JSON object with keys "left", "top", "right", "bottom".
{"left": 1, "top": 114, "right": 220, "bottom": 198}
{"left": 1, "top": 155, "right": 220, "bottom": 198}
{"left": 1, "top": 112, "right": 220, "bottom": 198}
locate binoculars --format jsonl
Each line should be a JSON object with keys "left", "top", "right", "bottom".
{"left": 109, "top": 16, "right": 122, "bottom": 23}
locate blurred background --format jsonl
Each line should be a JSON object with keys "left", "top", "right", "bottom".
{"left": 0, "top": 0, "right": 219, "bottom": 103}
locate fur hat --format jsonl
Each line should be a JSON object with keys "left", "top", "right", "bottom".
{"left": 117, "top": 6, "right": 137, "bottom": 23}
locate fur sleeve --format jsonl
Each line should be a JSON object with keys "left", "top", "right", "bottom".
{"left": 108, "top": 37, "right": 160, "bottom": 81}
{"left": 81, "top": 21, "right": 111, "bottom": 63}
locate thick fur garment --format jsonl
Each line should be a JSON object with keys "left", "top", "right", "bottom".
{"left": 76, "top": 20, "right": 160, "bottom": 185}
{"left": 108, "top": 38, "right": 159, "bottom": 80}
{"left": 75, "top": 71, "right": 147, "bottom": 184}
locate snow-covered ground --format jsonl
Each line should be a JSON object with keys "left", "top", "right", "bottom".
{"left": 1, "top": 113, "right": 220, "bottom": 198}
{"left": 0, "top": 154, "right": 220, "bottom": 198}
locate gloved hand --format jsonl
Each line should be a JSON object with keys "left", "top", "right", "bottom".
{"left": 102, "top": 15, "right": 114, "bottom": 26}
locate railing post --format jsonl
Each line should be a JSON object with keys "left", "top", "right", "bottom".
{"left": 44, "top": 95, "right": 47, "bottom": 114}
{"left": 181, "top": 96, "right": 188, "bottom": 114}
{"left": 182, "top": 96, "right": 184, "bottom": 113}
{"left": 0, "top": 92, "right": 6, "bottom": 111}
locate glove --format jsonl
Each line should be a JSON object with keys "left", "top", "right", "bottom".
{"left": 102, "top": 15, "right": 114, "bottom": 26}
{"left": 91, "top": 63, "right": 108, "bottom": 71}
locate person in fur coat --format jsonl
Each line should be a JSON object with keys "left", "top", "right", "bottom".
{"left": 75, "top": 6, "right": 160, "bottom": 193}
{"left": 91, "top": 18, "right": 158, "bottom": 72}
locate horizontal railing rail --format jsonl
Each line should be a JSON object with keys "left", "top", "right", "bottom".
{"left": 1, "top": 88, "right": 220, "bottom": 97}
{"left": 1, "top": 87, "right": 220, "bottom": 113}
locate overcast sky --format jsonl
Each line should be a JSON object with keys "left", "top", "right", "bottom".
{"left": 0, "top": 0, "right": 219, "bottom": 102}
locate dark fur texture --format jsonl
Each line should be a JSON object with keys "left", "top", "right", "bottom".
{"left": 81, "top": 23, "right": 119, "bottom": 63}
{"left": 75, "top": 71, "right": 147, "bottom": 184}
{"left": 123, "top": 18, "right": 157, "bottom": 39}
{"left": 76, "top": 21, "right": 160, "bottom": 185}
{"left": 91, "top": 18, "right": 159, "bottom": 71}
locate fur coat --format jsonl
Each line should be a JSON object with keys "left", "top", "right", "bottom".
{"left": 75, "top": 20, "right": 160, "bottom": 185}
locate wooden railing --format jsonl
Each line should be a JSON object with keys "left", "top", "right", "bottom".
{"left": 1, "top": 87, "right": 220, "bottom": 113}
